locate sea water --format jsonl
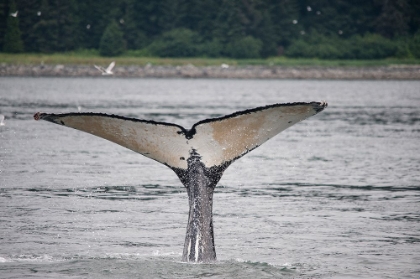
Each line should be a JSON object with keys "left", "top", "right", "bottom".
{"left": 0, "top": 77, "right": 419, "bottom": 278}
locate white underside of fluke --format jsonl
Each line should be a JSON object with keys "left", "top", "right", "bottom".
{"left": 34, "top": 102, "right": 327, "bottom": 169}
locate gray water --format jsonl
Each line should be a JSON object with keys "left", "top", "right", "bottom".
{"left": 0, "top": 77, "right": 419, "bottom": 279}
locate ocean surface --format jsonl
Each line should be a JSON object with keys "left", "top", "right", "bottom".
{"left": 0, "top": 77, "right": 419, "bottom": 279}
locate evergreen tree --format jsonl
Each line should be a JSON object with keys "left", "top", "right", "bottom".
{"left": 0, "top": 0, "right": 9, "bottom": 49}
{"left": 213, "top": 0, "right": 245, "bottom": 45}
{"left": 125, "top": 0, "right": 165, "bottom": 39}
{"left": 54, "top": 0, "right": 79, "bottom": 51}
{"left": 255, "top": 10, "right": 277, "bottom": 57}
{"left": 183, "top": 0, "right": 220, "bottom": 41}
{"left": 31, "top": 0, "right": 57, "bottom": 53}
{"left": 123, "top": 0, "right": 149, "bottom": 49}
{"left": 158, "top": 0, "right": 186, "bottom": 32}
{"left": 99, "top": 20, "right": 125, "bottom": 56}
{"left": 77, "top": 0, "right": 123, "bottom": 49}
{"left": 16, "top": 0, "right": 51, "bottom": 52}
{"left": 408, "top": 0, "right": 420, "bottom": 34}
{"left": 374, "top": 0, "right": 410, "bottom": 38}
{"left": 267, "top": 0, "right": 300, "bottom": 47}
{"left": 3, "top": 0, "right": 24, "bottom": 52}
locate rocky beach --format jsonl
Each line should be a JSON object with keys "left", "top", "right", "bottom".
{"left": 1, "top": 63, "right": 420, "bottom": 79}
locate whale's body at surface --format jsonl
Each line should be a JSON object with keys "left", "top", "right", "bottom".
{"left": 34, "top": 101, "right": 327, "bottom": 262}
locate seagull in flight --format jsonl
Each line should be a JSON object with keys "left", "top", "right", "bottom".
{"left": 0, "top": 115, "right": 5, "bottom": 126}
{"left": 10, "top": 11, "right": 18, "bottom": 17}
{"left": 94, "top": 61, "right": 115, "bottom": 75}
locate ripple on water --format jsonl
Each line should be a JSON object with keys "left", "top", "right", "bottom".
{"left": 0, "top": 254, "right": 305, "bottom": 279}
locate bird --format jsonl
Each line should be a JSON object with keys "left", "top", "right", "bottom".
{"left": 94, "top": 61, "right": 115, "bottom": 75}
{"left": 221, "top": 63, "right": 229, "bottom": 69}
{"left": 37, "top": 11, "right": 41, "bottom": 16}
{"left": 10, "top": 11, "right": 18, "bottom": 17}
{"left": 0, "top": 115, "right": 5, "bottom": 126}
{"left": 34, "top": 101, "right": 328, "bottom": 263}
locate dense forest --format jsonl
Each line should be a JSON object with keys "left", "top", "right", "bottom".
{"left": 1, "top": 0, "right": 420, "bottom": 59}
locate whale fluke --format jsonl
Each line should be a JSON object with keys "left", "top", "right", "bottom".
{"left": 34, "top": 101, "right": 327, "bottom": 262}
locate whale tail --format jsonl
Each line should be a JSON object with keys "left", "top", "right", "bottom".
{"left": 34, "top": 101, "right": 327, "bottom": 185}
{"left": 34, "top": 101, "right": 327, "bottom": 263}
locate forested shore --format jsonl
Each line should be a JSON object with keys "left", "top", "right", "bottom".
{"left": 1, "top": 0, "right": 420, "bottom": 61}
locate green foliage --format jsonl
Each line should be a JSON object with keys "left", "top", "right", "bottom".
{"left": 198, "top": 39, "right": 223, "bottom": 58}
{"left": 286, "top": 32, "right": 399, "bottom": 60}
{"left": 2, "top": 0, "right": 420, "bottom": 60}
{"left": 409, "top": 31, "right": 420, "bottom": 58}
{"left": 374, "top": 0, "right": 410, "bottom": 38}
{"left": 212, "top": 0, "right": 245, "bottom": 45}
{"left": 124, "top": 48, "right": 152, "bottom": 57}
{"left": 148, "top": 28, "right": 200, "bottom": 57}
{"left": 3, "top": 0, "right": 24, "bottom": 53}
{"left": 99, "top": 20, "right": 126, "bottom": 57}
{"left": 346, "top": 34, "right": 398, "bottom": 59}
{"left": 226, "top": 36, "right": 263, "bottom": 59}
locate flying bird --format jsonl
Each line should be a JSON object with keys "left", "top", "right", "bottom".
{"left": 0, "top": 115, "right": 5, "bottom": 126}
{"left": 94, "top": 61, "right": 115, "bottom": 75}
{"left": 10, "top": 11, "right": 18, "bottom": 17}
{"left": 34, "top": 101, "right": 328, "bottom": 263}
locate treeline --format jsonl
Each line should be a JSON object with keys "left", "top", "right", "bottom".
{"left": 1, "top": 0, "right": 420, "bottom": 59}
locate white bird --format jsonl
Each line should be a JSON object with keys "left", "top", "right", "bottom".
{"left": 10, "top": 11, "right": 18, "bottom": 17}
{"left": 307, "top": 6, "right": 312, "bottom": 12}
{"left": 94, "top": 61, "right": 115, "bottom": 75}
{"left": 37, "top": 11, "right": 41, "bottom": 16}
{"left": 0, "top": 115, "right": 5, "bottom": 126}
{"left": 221, "top": 63, "right": 229, "bottom": 69}
{"left": 292, "top": 19, "right": 298, "bottom": 24}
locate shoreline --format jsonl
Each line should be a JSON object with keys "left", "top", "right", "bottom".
{"left": 1, "top": 64, "right": 420, "bottom": 79}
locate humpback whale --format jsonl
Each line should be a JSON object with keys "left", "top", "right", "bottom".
{"left": 34, "top": 101, "right": 327, "bottom": 263}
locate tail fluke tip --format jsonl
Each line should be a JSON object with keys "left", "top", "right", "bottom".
{"left": 34, "top": 112, "right": 43, "bottom": 121}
